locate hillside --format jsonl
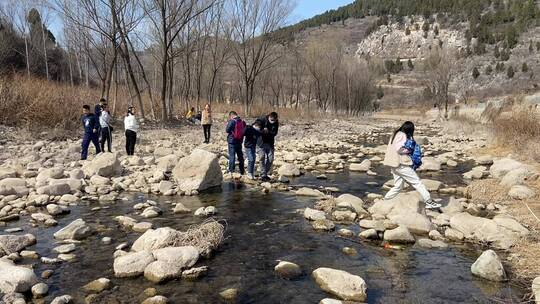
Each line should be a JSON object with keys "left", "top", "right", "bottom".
{"left": 282, "top": 0, "right": 540, "bottom": 108}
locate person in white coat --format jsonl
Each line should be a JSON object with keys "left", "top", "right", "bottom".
{"left": 124, "top": 106, "right": 139, "bottom": 156}
{"left": 383, "top": 121, "right": 441, "bottom": 209}
{"left": 99, "top": 103, "right": 112, "bottom": 152}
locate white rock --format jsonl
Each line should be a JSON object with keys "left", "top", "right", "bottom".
{"left": 53, "top": 219, "right": 91, "bottom": 240}
{"left": 383, "top": 226, "right": 415, "bottom": 243}
{"left": 304, "top": 208, "right": 326, "bottom": 221}
{"left": 508, "top": 185, "right": 535, "bottom": 200}
{"left": 131, "top": 228, "right": 181, "bottom": 252}
{"left": 471, "top": 250, "right": 507, "bottom": 282}
{"left": 113, "top": 250, "right": 155, "bottom": 278}
{"left": 172, "top": 149, "right": 222, "bottom": 192}
{"left": 0, "top": 258, "right": 39, "bottom": 293}
{"left": 312, "top": 268, "right": 367, "bottom": 301}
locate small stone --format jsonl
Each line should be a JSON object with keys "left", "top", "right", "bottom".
{"left": 359, "top": 229, "right": 378, "bottom": 239}
{"left": 274, "top": 261, "right": 302, "bottom": 279}
{"left": 41, "top": 270, "right": 54, "bottom": 279}
{"left": 82, "top": 278, "right": 112, "bottom": 293}
{"left": 53, "top": 244, "right": 76, "bottom": 254}
{"left": 133, "top": 222, "right": 153, "bottom": 233}
{"left": 102, "top": 237, "right": 112, "bottom": 244}
{"left": 58, "top": 253, "right": 76, "bottom": 262}
{"left": 144, "top": 288, "right": 158, "bottom": 297}
{"left": 181, "top": 266, "right": 208, "bottom": 280}
{"left": 50, "top": 295, "right": 73, "bottom": 304}
{"left": 31, "top": 283, "right": 49, "bottom": 298}
{"left": 142, "top": 295, "right": 168, "bottom": 304}
{"left": 342, "top": 247, "right": 357, "bottom": 255}
{"left": 219, "top": 288, "right": 238, "bottom": 301}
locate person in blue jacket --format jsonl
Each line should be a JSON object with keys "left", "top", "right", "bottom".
{"left": 81, "top": 104, "right": 101, "bottom": 160}
{"left": 243, "top": 120, "right": 262, "bottom": 180}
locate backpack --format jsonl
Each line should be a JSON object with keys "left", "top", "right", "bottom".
{"left": 232, "top": 119, "right": 246, "bottom": 141}
{"left": 405, "top": 139, "right": 423, "bottom": 170}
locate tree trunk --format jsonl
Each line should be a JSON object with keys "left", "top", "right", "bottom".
{"left": 41, "top": 22, "right": 49, "bottom": 80}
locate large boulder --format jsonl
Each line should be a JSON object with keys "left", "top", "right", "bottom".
{"left": 508, "top": 185, "right": 535, "bottom": 200}
{"left": 449, "top": 213, "right": 519, "bottom": 249}
{"left": 387, "top": 212, "right": 432, "bottom": 234}
{"left": 312, "top": 268, "right": 367, "bottom": 301}
{"left": 132, "top": 227, "right": 181, "bottom": 252}
{"left": 0, "top": 258, "right": 39, "bottom": 293}
{"left": 53, "top": 219, "right": 92, "bottom": 240}
{"left": 500, "top": 167, "right": 534, "bottom": 187}
{"left": 278, "top": 163, "right": 301, "bottom": 177}
{"left": 336, "top": 194, "right": 366, "bottom": 214}
{"left": 471, "top": 250, "right": 507, "bottom": 282}
{"left": 0, "top": 234, "right": 36, "bottom": 256}
{"left": 114, "top": 250, "right": 155, "bottom": 278}
{"left": 490, "top": 158, "right": 527, "bottom": 179}
{"left": 383, "top": 226, "right": 415, "bottom": 243}
{"left": 37, "top": 183, "right": 71, "bottom": 196}
{"left": 36, "top": 167, "right": 64, "bottom": 183}
{"left": 172, "top": 149, "right": 222, "bottom": 192}
{"left": 144, "top": 246, "right": 199, "bottom": 283}
{"left": 274, "top": 261, "right": 302, "bottom": 279}
{"left": 49, "top": 178, "right": 83, "bottom": 192}
{"left": 156, "top": 155, "right": 179, "bottom": 172}
{"left": 532, "top": 277, "right": 540, "bottom": 303}
{"left": 82, "top": 152, "right": 122, "bottom": 177}
{"left": 368, "top": 193, "right": 420, "bottom": 217}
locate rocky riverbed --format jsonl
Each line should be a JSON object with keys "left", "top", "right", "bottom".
{"left": 0, "top": 118, "right": 538, "bottom": 303}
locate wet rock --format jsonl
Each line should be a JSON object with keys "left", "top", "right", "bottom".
{"left": 82, "top": 278, "right": 112, "bottom": 293}
{"left": 383, "top": 226, "right": 415, "bottom": 243}
{"left": 296, "top": 187, "right": 325, "bottom": 197}
{"left": 82, "top": 152, "right": 122, "bottom": 177}
{"left": 332, "top": 210, "right": 357, "bottom": 222}
{"left": 50, "top": 295, "right": 73, "bottom": 304}
{"left": 278, "top": 163, "right": 301, "bottom": 177}
{"left": 132, "top": 227, "right": 181, "bottom": 252}
{"left": 336, "top": 194, "right": 366, "bottom": 215}
{"left": 312, "top": 219, "right": 335, "bottom": 231}
{"left": 113, "top": 250, "right": 155, "bottom": 278}
{"left": 142, "top": 296, "right": 168, "bottom": 304}
{"left": 0, "top": 234, "right": 36, "bottom": 256}
{"left": 275, "top": 261, "right": 302, "bottom": 279}
{"left": 312, "top": 267, "right": 367, "bottom": 301}
{"left": 471, "top": 250, "right": 507, "bottom": 282}
{"left": 53, "top": 244, "right": 76, "bottom": 254}
{"left": 508, "top": 185, "right": 535, "bottom": 200}
{"left": 173, "top": 203, "right": 190, "bottom": 214}
{"left": 387, "top": 212, "right": 432, "bottom": 235}
{"left": 141, "top": 207, "right": 161, "bottom": 218}
{"left": 181, "top": 266, "right": 208, "bottom": 280}
{"left": 338, "top": 229, "right": 354, "bottom": 237}
{"left": 0, "top": 258, "right": 39, "bottom": 293}
{"left": 304, "top": 208, "right": 326, "bottom": 221}
{"left": 172, "top": 149, "right": 222, "bottom": 192}
{"left": 219, "top": 288, "right": 238, "bottom": 301}
{"left": 144, "top": 246, "right": 199, "bottom": 283}
{"left": 31, "top": 283, "right": 48, "bottom": 298}
{"left": 342, "top": 247, "right": 357, "bottom": 255}
{"left": 53, "top": 219, "right": 91, "bottom": 240}
{"left": 41, "top": 270, "right": 54, "bottom": 279}
{"left": 359, "top": 229, "right": 378, "bottom": 239}
{"left": 416, "top": 238, "right": 448, "bottom": 249}
{"left": 115, "top": 216, "right": 137, "bottom": 229}
{"left": 133, "top": 222, "right": 153, "bottom": 233}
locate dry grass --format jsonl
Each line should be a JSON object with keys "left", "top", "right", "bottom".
{"left": 171, "top": 219, "right": 225, "bottom": 256}
{"left": 492, "top": 107, "right": 540, "bottom": 162}
{"left": 314, "top": 198, "right": 337, "bottom": 213}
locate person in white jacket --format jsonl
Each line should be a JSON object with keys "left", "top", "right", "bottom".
{"left": 383, "top": 121, "right": 441, "bottom": 209}
{"left": 99, "top": 103, "right": 112, "bottom": 152}
{"left": 124, "top": 106, "right": 139, "bottom": 156}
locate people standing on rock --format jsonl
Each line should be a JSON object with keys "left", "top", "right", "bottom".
{"left": 124, "top": 106, "right": 139, "bottom": 156}
{"left": 94, "top": 98, "right": 106, "bottom": 137}
{"left": 256, "top": 112, "right": 279, "bottom": 181}
{"left": 81, "top": 104, "right": 101, "bottom": 160}
{"left": 226, "top": 111, "right": 246, "bottom": 175}
{"left": 244, "top": 121, "right": 262, "bottom": 180}
{"left": 99, "top": 103, "right": 112, "bottom": 153}
{"left": 201, "top": 103, "right": 213, "bottom": 143}
{"left": 383, "top": 121, "right": 441, "bottom": 209}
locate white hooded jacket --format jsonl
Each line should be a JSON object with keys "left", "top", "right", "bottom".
{"left": 124, "top": 114, "right": 139, "bottom": 133}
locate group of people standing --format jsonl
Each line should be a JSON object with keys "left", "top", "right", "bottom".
{"left": 80, "top": 98, "right": 139, "bottom": 160}
{"left": 225, "top": 111, "right": 279, "bottom": 181}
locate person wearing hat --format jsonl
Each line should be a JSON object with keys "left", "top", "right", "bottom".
{"left": 124, "top": 106, "right": 139, "bottom": 156}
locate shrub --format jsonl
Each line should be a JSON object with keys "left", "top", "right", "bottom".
{"left": 472, "top": 67, "right": 480, "bottom": 79}
{"left": 507, "top": 66, "right": 515, "bottom": 78}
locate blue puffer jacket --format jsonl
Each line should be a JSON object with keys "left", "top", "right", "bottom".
{"left": 404, "top": 139, "right": 422, "bottom": 170}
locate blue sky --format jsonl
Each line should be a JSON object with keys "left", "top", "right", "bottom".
{"left": 290, "top": 0, "right": 354, "bottom": 23}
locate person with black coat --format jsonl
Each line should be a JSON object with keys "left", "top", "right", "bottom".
{"left": 255, "top": 112, "right": 279, "bottom": 181}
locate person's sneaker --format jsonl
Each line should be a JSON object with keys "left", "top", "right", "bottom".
{"left": 260, "top": 176, "right": 271, "bottom": 182}
{"left": 246, "top": 173, "right": 255, "bottom": 180}
{"left": 425, "top": 200, "right": 442, "bottom": 210}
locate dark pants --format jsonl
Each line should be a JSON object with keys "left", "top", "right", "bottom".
{"left": 100, "top": 127, "right": 112, "bottom": 152}
{"left": 257, "top": 143, "right": 274, "bottom": 178}
{"left": 81, "top": 132, "right": 101, "bottom": 160}
{"left": 203, "top": 124, "right": 211, "bottom": 143}
{"left": 125, "top": 130, "right": 137, "bottom": 156}
{"left": 228, "top": 143, "right": 244, "bottom": 174}
{"left": 245, "top": 146, "right": 256, "bottom": 175}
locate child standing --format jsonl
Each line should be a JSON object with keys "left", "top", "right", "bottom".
{"left": 383, "top": 121, "right": 441, "bottom": 209}
{"left": 243, "top": 121, "right": 262, "bottom": 180}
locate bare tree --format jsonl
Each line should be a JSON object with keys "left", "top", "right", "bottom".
{"left": 229, "top": 0, "right": 293, "bottom": 115}
{"left": 423, "top": 47, "right": 455, "bottom": 119}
